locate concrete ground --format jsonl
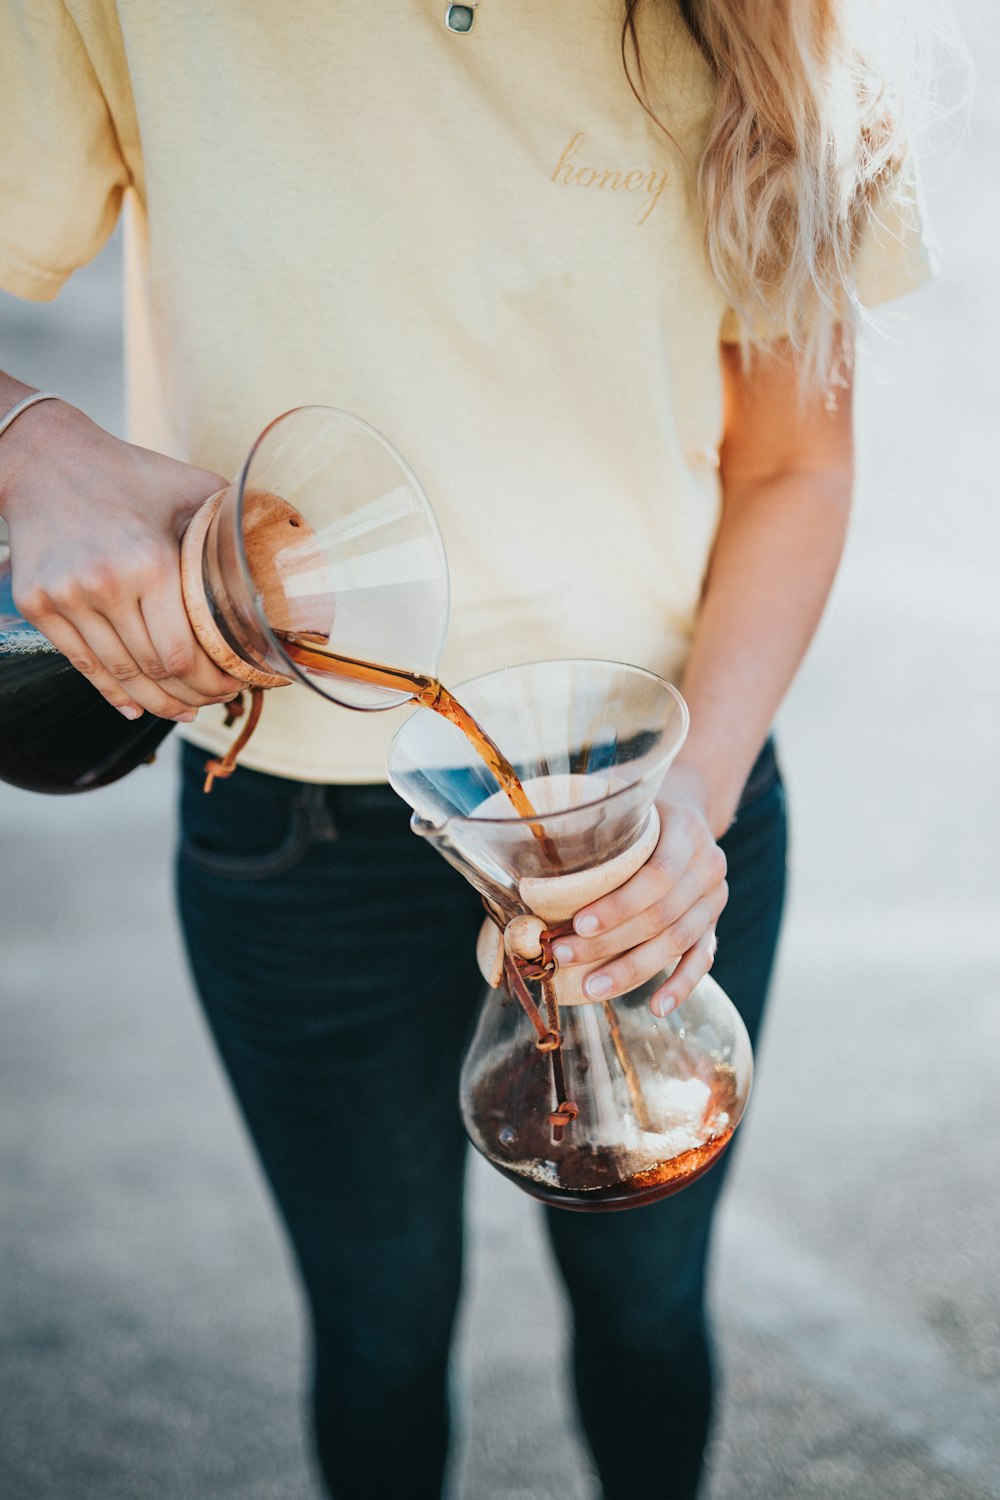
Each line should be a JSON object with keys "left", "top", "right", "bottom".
{"left": 2, "top": 11, "right": 998, "bottom": 1497}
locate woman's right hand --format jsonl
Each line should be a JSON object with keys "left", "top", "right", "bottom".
{"left": 0, "top": 396, "right": 244, "bottom": 721}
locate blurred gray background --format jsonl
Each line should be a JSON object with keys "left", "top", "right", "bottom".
{"left": 1, "top": 8, "right": 998, "bottom": 1498}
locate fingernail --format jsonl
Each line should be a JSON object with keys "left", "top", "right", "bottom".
{"left": 575, "top": 914, "right": 599, "bottom": 936}
{"left": 552, "top": 943, "right": 574, "bottom": 965}
{"left": 652, "top": 993, "right": 677, "bottom": 1018}
{"left": 172, "top": 711, "right": 197, "bottom": 724}
{"left": 117, "top": 705, "right": 142, "bottom": 720}
{"left": 585, "top": 974, "right": 613, "bottom": 1000}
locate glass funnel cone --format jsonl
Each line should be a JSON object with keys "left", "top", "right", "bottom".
{"left": 386, "top": 658, "right": 690, "bottom": 899}
{"left": 387, "top": 659, "right": 753, "bottom": 1211}
{"left": 196, "top": 406, "right": 449, "bottom": 709}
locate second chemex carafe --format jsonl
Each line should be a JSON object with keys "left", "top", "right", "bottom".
{"left": 0, "top": 405, "right": 449, "bottom": 793}
{"left": 387, "top": 660, "right": 753, "bottom": 1212}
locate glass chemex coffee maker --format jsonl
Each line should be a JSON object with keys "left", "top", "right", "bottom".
{"left": 2, "top": 402, "right": 753, "bottom": 1212}
{"left": 387, "top": 660, "right": 754, "bottom": 1212}
{"left": 0, "top": 405, "right": 450, "bottom": 793}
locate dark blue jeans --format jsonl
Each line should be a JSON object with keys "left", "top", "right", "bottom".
{"left": 176, "top": 738, "right": 787, "bottom": 1500}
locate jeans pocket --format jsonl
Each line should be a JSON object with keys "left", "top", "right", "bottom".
{"left": 178, "top": 743, "right": 313, "bottom": 880}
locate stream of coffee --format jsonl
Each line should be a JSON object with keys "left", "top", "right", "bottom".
{"left": 276, "top": 632, "right": 546, "bottom": 827}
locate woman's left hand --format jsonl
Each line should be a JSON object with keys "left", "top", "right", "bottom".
{"left": 549, "top": 785, "right": 729, "bottom": 1017}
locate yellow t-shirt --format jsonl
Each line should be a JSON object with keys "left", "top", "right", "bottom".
{"left": 0, "top": 0, "right": 934, "bottom": 782}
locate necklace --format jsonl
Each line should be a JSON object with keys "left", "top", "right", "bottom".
{"left": 444, "top": 2, "right": 479, "bottom": 32}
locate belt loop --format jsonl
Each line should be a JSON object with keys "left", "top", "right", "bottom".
{"left": 301, "top": 781, "right": 339, "bottom": 842}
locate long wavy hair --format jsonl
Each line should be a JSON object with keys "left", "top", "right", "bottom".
{"left": 623, "top": 0, "right": 925, "bottom": 387}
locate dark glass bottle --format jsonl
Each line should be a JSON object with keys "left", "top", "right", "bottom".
{"left": 0, "top": 558, "right": 173, "bottom": 794}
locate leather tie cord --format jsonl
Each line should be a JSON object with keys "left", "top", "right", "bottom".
{"left": 483, "top": 898, "right": 579, "bottom": 1141}
{"left": 202, "top": 687, "right": 266, "bottom": 792}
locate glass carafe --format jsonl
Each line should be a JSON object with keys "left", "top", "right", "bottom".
{"left": 387, "top": 659, "right": 753, "bottom": 1211}
{"left": 0, "top": 406, "right": 448, "bottom": 793}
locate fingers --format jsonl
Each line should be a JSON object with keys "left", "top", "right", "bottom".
{"left": 649, "top": 929, "right": 719, "bottom": 1018}
{"left": 554, "top": 863, "right": 727, "bottom": 969}
{"left": 545, "top": 796, "right": 730, "bottom": 1011}
{"left": 19, "top": 562, "right": 243, "bottom": 720}
{"left": 556, "top": 888, "right": 726, "bottom": 1005}
{"left": 89, "top": 595, "right": 242, "bottom": 716}
{"left": 113, "top": 603, "right": 205, "bottom": 708}
{"left": 27, "top": 612, "right": 152, "bottom": 720}
{"left": 573, "top": 806, "right": 725, "bottom": 941}
{"left": 36, "top": 608, "right": 197, "bottom": 721}
{"left": 554, "top": 924, "right": 720, "bottom": 1013}
{"left": 139, "top": 575, "right": 243, "bottom": 702}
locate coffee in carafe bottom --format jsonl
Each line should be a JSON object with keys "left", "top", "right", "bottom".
{"left": 464, "top": 1043, "right": 740, "bottom": 1212}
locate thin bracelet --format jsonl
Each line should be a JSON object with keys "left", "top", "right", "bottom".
{"left": 0, "top": 391, "right": 62, "bottom": 443}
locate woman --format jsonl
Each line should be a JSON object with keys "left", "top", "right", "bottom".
{"left": 0, "top": 1, "right": 932, "bottom": 1495}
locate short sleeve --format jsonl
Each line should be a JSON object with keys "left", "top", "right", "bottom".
{"left": 853, "top": 152, "right": 938, "bottom": 309}
{"left": 0, "top": 0, "right": 128, "bottom": 301}
{"left": 720, "top": 150, "right": 937, "bottom": 342}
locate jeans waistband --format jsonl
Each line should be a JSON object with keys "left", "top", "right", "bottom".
{"left": 186, "top": 734, "right": 779, "bottom": 836}
{"left": 314, "top": 736, "right": 778, "bottom": 831}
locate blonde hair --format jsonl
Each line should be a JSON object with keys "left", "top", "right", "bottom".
{"left": 623, "top": 0, "right": 929, "bottom": 388}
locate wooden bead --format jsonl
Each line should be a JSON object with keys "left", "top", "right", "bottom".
{"left": 504, "top": 914, "right": 546, "bottom": 961}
